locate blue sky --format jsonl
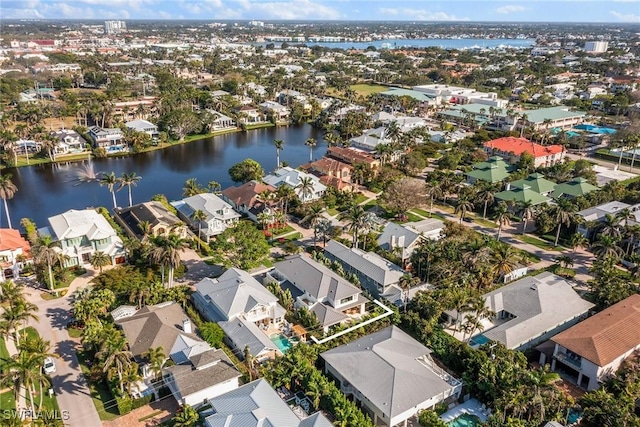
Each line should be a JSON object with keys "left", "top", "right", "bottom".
{"left": 2, "top": 0, "right": 640, "bottom": 22}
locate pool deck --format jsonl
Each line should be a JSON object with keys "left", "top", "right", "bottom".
{"left": 440, "top": 399, "right": 489, "bottom": 423}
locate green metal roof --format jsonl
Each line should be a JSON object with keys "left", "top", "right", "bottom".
{"left": 495, "top": 186, "right": 551, "bottom": 206}
{"left": 510, "top": 173, "right": 557, "bottom": 194}
{"left": 551, "top": 177, "right": 598, "bottom": 199}
{"left": 520, "top": 106, "right": 586, "bottom": 124}
{"left": 380, "top": 88, "right": 436, "bottom": 102}
{"left": 466, "top": 157, "right": 512, "bottom": 183}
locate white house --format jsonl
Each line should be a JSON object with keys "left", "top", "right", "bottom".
{"left": 88, "top": 126, "right": 126, "bottom": 153}
{"left": 322, "top": 326, "right": 462, "bottom": 427}
{"left": 171, "top": 193, "right": 240, "bottom": 241}
{"left": 547, "top": 294, "right": 640, "bottom": 390}
{"left": 263, "top": 167, "right": 326, "bottom": 203}
{"left": 125, "top": 119, "right": 159, "bottom": 137}
{"left": 51, "top": 129, "right": 88, "bottom": 155}
{"left": 376, "top": 219, "right": 444, "bottom": 266}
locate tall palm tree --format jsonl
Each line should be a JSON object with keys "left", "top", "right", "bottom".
{"left": 191, "top": 209, "right": 207, "bottom": 250}
{"left": 305, "top": 137, "right": 317, "bottom": 162}
{"left": 273, "top": 139, "right": 284, "bottom": 168}
{"left": 591, "top": 235, "right": 624, "bottom": 260}
{"left": 494, "top": 202, "right": 511, "bottom": 241}
{"left": 569, "top": 232, "right": 589, "bottom": 253}
{"left": 18, "top": 334, "right": 56, "bottom": 410}
{"left": 99, "top": 172, "right": 119, "bottom": 209}
{"left": 1, "top": 299, "right": 39, "bottom": 345}
{"left": 398, "top": 274, "right": 420, "bottom": 312}
{"left": 208, "top": 180, "right": 221, "bottom": 194}
{"left": 118, "top": 172, "right": 142, "bottom": 207}
{"left": 276, "top": 185, "right": 296, "bottom": 217}
{"left": 424, "top": 181, "right": 443, "bottom": 217}
{"left": 182, "top": 178, "right": 205, "bottom": 197}
{"left": 552, "top": 199, "right": 575, "bottom": 246}
{"left": 489, "top": 244, "right": 520, "bottom": 282}
{"left": 315, "top": 218, "right": 334, "bottom": 247}
{"left": 477, "top": 185, "right": 496, "bottom": 219}
{"left": 0, "top": 173, "right": 18, "bottom": 229}
{"left": 302, "top": 204, "right": 324, "bottom": 247}
{"left": 142, "top": 346, "right": 166, "bottom": 380}
{"left": 150, "top": 234, "right": 189, "bottom": 288}
{"left": 295, "top": 176, "right": 315, "bottom": 202}
{"left": 339, "top": 205, "right": 366, "bottom": 248}
{"left": 1, "top": 351, "right": 41, "bottom": 415}
{"left": 32, "top": 236, "right": 63, "bottom": 292}
{"left": 97, "top": 332, "right": 132, "bottom": 396}
{"left": 517, "top": 200, "right": 536, "bottom": 235}
{"left": 89, "top": 251, "right": 111, "bottom": 273}
{"left": 455, "top": 197, "right": 475, "bottom": 224}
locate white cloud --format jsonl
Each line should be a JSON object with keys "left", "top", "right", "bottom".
{"left": 495, "top": 5, "right": 527, "bottom": 14}
{"left": 610, "top": 10, "right": 640, "bottom": 21}
{"left": 379, "top": 7, "right": 467, "bottom": 21}
{"left": 234, "top": 0, "right": 342, "bottom": 20}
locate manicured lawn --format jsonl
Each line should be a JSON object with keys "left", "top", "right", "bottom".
{"left": 244, "top": 122, "right": 275, "bottom": 130}
{"left": 349, "top": 84, "right": 388, "bottom": 96}
{"left": 472, "top": 217, "right": 498, "bottom": 228}
{"left": 354, "top": 194, "right": 369, "bottom": 205}
{"left": 327, "top": 207, "right": 340, "bottom": 217}
{"left": 21, "top": 326, "right": 39, "bottom": 342}
{"left": 0, "top": 390, "right": 15, "bottom": 411}
{"left": 516, "top": 234, "right": 565, "bottom": 251}
{"left": 272, "top": 224, "right": 295, "bottom": 237}
{"left": 0, "top": 336, "right": 10, "bottom": 362}
{"left": 27, "top": 379, "right": 61, "bottom": 413}
{"left": 76, "top": 349, "right": 120, "bottom": 421}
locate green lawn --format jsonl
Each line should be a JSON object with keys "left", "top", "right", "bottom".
{"left": 516, "top": 234, "right": 565, "bottom": 251}
{"left": 326, "top": 207, "right": 340, "bottom": 217}
{"left": 0, "top": 390, "right": 15, "bottom": 411}
{"left": 76, "top": 350, "right": 120, "bottom": 421}
{"left": 0, "top": 337, "right": 10, "bottom": 362}
{"left": 27, "top": 379, "right": 61, "bottom": 414}
{"left": 349, "top": 84, "right": 388, "bottom": 96}
{"left": 472, "top": 217, "right": 498, "bottom": 228}
{"left": 354, "top": 194, "right": 369, "bottom": 205}
{"left": 21, "top": 327, "right": 39, "bottom": 342}
{"left": 272, "top": 224, "right": 295, "bottom": 237}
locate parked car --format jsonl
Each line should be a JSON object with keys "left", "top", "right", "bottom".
{"left": 462, "top": 217, "right": 474, "bottom": 223}
{"left": 43, "top": 357, "right": 56, "bottom": 374}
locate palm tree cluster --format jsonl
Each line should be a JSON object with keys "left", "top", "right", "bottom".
{"left": 99, "top": 171, "right": 142, "bottom": 208}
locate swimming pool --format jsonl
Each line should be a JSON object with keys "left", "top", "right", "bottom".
{"left": 448, "top": 413, "right": 482, "bottom": 427}
{"left": 573, "top": 124, "right": 616, "bottom": 134}
{"left": 271, "top": 333, "right": 293, "bottom": 353}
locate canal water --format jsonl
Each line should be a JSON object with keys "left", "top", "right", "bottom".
{"left": 4, "top": 124, "right": 325, "bottom": 228}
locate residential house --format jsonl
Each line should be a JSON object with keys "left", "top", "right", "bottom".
{"left": 263, "top": 167, "right": 326, "bottom": 203}
{"left": 192, "top": 268, "right": 285, "bottom": 361}
{"left": 372, "top": 111, "right": 427, "bottom": 132}
{"left": 267, "top": 255, "right": 367, "bottom": 332}
{"left": 350, "top": 127, "right": 394, "bottom": 153}
{"left": 575, "top": 201, "right": 640, "bottom": 238}
{"left": 484, "top": 137, "right": 565, "bottom": 168}
{"left": 203, "top": 379, "right": 333, "bottom": 427}
{"left": 321, "top": 326, "right": 462, "bottom": 427}
{"left": 376, "top": 218, "right": 444, "bottom": 266}
{"left": 326, "top": 146, "right": 380, "bottom": 173}
{"left": 466, "top": 156, "right": 513, "bottom": 185}
{"left": 171, "top": 193, "right": 241, "bottom": 242}
{"left": 413, "top": 84, "right": 508, "bottom": 108}
{"left": 14, "top": 140, "right": 41, "bottom": 155}
{"left": 259, "top": 101, "right": 291, "bottom": 122}
{"left": 234, "top": 105, "right": 266, "bottom": 124}
{"left": 38, "top": 209, "right": 126, "bottom": 268}
{"left": 113, "top": 201, "right": 188, "bottom": 241}
{"left": 495, "top": 173, "right": 558, "bottom": 206}
{"left": 546, "top": 294, "right": 640, "bottom": 390}
{"left": 125, "top": 119, "right": 159, "bottom": 137}
{"left": 300, "top": 157, "right": 353, "bottom": 183}
{"left": 551, "top": 177, "right": 599, "bottom": 200}
{"left": 380, "top": 87, "right": 439, "bottom": 108}
{"left": 112, "top": 302, "right": 241, "bottom": 405}
{"left": 445, "top": 272, "right": 594, "bottom": 350}
{"left": 51, "top": 129, "right": 88, "bottom": 155}
{"left": 324, "top": 240, "right": 406, "bottom": 299}
{"left": 492, "top": 106, "right": 586, "bottom": 132}
{"left": 204, "top": 109, "right": 236, "bottom": 131}
{"left": 0, "top": 228, "right": 31, "bottom": 281}
{"left": 88, "top": 126, "right": 126, "bottom": 153}
{"left": 112, "top": 98, "right": 156, "bottom": 122}
{"left": 221, "top": 180, "right": 277, "bottom": 222}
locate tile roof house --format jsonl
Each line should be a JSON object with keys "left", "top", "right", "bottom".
{"left": 300, "top": 157, "right": 353, "bottom": 183}
{"left": 484, "top": 137, "right": 565, "bottom": 168}
{"left": 321, "top": 326, "right": 462, "bottom": 427}
{"left": 192, "top": 268, "right": 285, "bottom": 360}
{"left": 112, "top": 302, "right": 241, "bottom": 406}
{"left": 326, "top": 146, "right": 380, "bottom": 172}
{"left": 445, "top": 272, "right": 594, "bottom": 350}
{"left": 220, "top": 180, "right": 277, "bottom": 222}
{"left": 466, "top": 156, "right": 513, "bottom": 184}
{"left": 267, "top": 255, "right": 367, "bottom": 332}
{"left": 0, "top": 228, "right": 31, "bottom": 282}
{"left": 171, "top": 193, "right": 241, "bottom": 241}
{"left": 548, "top": 294, "right": 640, "bottom": 390}
{"left": 204, "top": 379, "right": 332, "bottom": 427}
{"left": 551, "top": 177, "right": 599, "bottom": 200}
{"left": 263, "top": 167, "right": 326, "bottom": 203}
{"left": 324, "top": 240, "right": 407, "bottom": 299}
{"left": 38, "top": 209, "right": 126, "bottom": 268}
{"left": 114, "top": 201, "right": 188, "bottom": 241}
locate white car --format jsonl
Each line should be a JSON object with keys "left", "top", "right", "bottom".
{"left": 43, "top": 357, "right": 56, "bottom": 374}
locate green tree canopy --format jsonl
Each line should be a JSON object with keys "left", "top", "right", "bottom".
{"left": 228, "top": 159, "right": 264, "bottom": 183}
{"left": 210, "top": 221, "right": 270, "bottom": 269}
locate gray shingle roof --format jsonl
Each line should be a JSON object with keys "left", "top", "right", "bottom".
{"left": 321, "top": 326, "right": 458, "bottom": 420}
{"left": 309, "top": 302, "right": 349, "bottom": 329}
{"left": 172, "top": 193, "right": 240, "bottom": 223}
{"left": 218, "top": 317, "right": 277, "bottom": 358}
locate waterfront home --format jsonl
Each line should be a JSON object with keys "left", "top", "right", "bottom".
{"left": 324, "top": 240, "right": 406, "bottom": 299}
{"left": 372, "top": 111, "right": 427, "bottom": 132}
{"left": 445, "top": 272, "right": 594, "bottom": 350}
{"left": 483, "top": 137, "right": 565, "bottom": 168}
{"left": 0, "top": 228, "right": 32, "bottom": 282}
{"left": 112, "top": 302, "right": 241, "bottom": 405}
{"left": 203, "top": 379, "right": 333, "bottom": 427}
{"left": 88, "top": 125, "right": 126, "bottom": 153}
{"left": 234, "top": 105, "right": 267, "bottom": 124}
{"left": 192, "top": 268, "right": 284, "bottom": 361}
{"left": 267, "top": 255, "right": 367, "bottom": 332}
{"left": 125, "top": 119, "right": 159, "bottom": 137}
{"left": 171, "top": 193, "right": 240, "bottom": 242}
{"left": 114, "top": 201, "right": 188, "bottom": 241}
{"left": 204, "top": 109, "right": 236, "bottom": 131}
{"left": 14, "top": 139, "right": 41, "bottom": 155}
{"left": 321, "top": 326, "right": 462, "bottom": 427}
{"left": 221, "top": 180, "right": 277, "bottom": 222}
{"left": 38, "top": 209, "right": 126, "bottom": 268}
{"left": 376, "top": 218, "right": 444, "bottom": 266}
{"left": 326, "top": 146, "right": 380, "bottom": 173}
{"left": 51, "top": 129, "right": 88, "bottom": 155}
{"left": 263, "top": 167, "right": 326, "bottom": 203}
{"left": 259, "top": 101, "right": 290, "bottom": 122}
{"left": 545, "top": 294, "right": 640, "bottom": 390}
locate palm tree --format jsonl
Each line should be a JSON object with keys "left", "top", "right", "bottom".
{"left": 552, "top": 199, "right": 575, "bottom": 247}
{"left": 517, "top": 200, "right": 536, "bottom": 235}
{"left": 477, "top": 185, "right": 496, "bottom": 219}
{"left": 191, "top": 210, "right": 207, "bottom": 250}
{"left": 302, "top": 204, "right": 325, "bottom": 247}
{"left": 18, "top": 334, "right": 56, "bottom": 410}
{"left": 0, "top": 173, "right": 18, "bottom": 229}
{"left": 305, "top": 137, "right": 317, "bottom": 162}
{"left": 569, "top": 232, "right": 589, "bottom": 253}
{"left": 494, "top": 202, "right": 511, "bottom": 240}
{"left": 208, "top": 180, "right": 221, "bottom": 194}
{"left": 150, "top": 234, "right": 189, "bottom": 288}
{"left": 591, "top": 235, "right": 624, "bottom": 260}
{"left": 89, "top": 251, "right": 111, "bottom": 273}
{"left": 276, "top": 185, "right": 296, "bottom": 217}
{"left": 424, "top": 181, "right": 443, "bottom": 217}
{"left": 1, "top": 351, "right": 41, "bottom": 415}
{"left": 97, "top": 332, "right": 132, "bottom": 396}
{"left": 273, "top": 139, "right": 284, "bottom": 168}
{"left": 1, "top": 299, "right": 39, "bottom": 345}
{"left": 339, "top": 205, "right": 366, "bottom": 248}
{"left": 172, "top": 404, "right": 200, "bottom": 427}
{"left": 398, "top": 274, "right": 420, "bottom": 312}
{"left": 142, "top": 346, "right": 166, "bottom": 380}
{"left": 295, "top": 176, "right": 315, "bottom": 202}
{"left": 99, "top": 172, "right": 119, "bottom": 209}
{"left": 595, "top": 213, "right": 622, "bottom": 240}
{"left": 489, "top": 244, "right": 520, "bottom": 282}
{"left": 32, "top": 236, "right": 63, "bottom": 292}
{"left": 182, "top": 178, "right": 205, "bottom": 197}
{"left": 315, "top": 218, "right": 334, "bottom": 247}
{"left": 455, "top": 197, "right": 475, "bottom": 224}
{"left": 118, "top": 172, "right": 142, "bottom": 207}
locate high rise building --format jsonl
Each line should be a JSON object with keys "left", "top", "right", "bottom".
{"left": 104, "top": 20, "right": 127, "bottom": 35}
{"left": 584, "top": 41, "right": 608, "bottom": 53}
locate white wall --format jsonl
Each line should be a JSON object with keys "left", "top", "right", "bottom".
{"left": 182, "top": 377, "right": 240, "bottom": 408}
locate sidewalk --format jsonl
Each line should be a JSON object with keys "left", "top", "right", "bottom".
{"left": 4, "top": 335, "right": 26, "bottom": 412}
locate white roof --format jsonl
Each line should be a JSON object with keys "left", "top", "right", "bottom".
{"left": 125, "top": 119, "right": 157, "bottom": 130}
{"left": 262, "top": 167, "right": 326, "bottom": 198}
{"left": 48, "top": 209, "right": 119, "bottom": 241}
{"left": 172, "top": 193, "right": 240, "bottom": 223}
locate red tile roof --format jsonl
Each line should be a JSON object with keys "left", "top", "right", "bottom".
{"left": 327, "top": 146, "right": 377, "bottom": 165}
{"left": 0, "top": 228, "right": 31, "bottom": 254}
{"left": 221, "top": 181, "right": 276, "bottom": 208}
{"left": 551, "top": 294, "right": 640, "bottom": 366}
{"left": 484, "top": 137, "right": 564, "bottom": 158}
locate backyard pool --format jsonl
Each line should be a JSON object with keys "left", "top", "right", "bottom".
{"left": 448, "top": 413, "right": 482, "bottom": 427}
{"left": 271, "top": 333, "right": 293, "bottom": 353}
